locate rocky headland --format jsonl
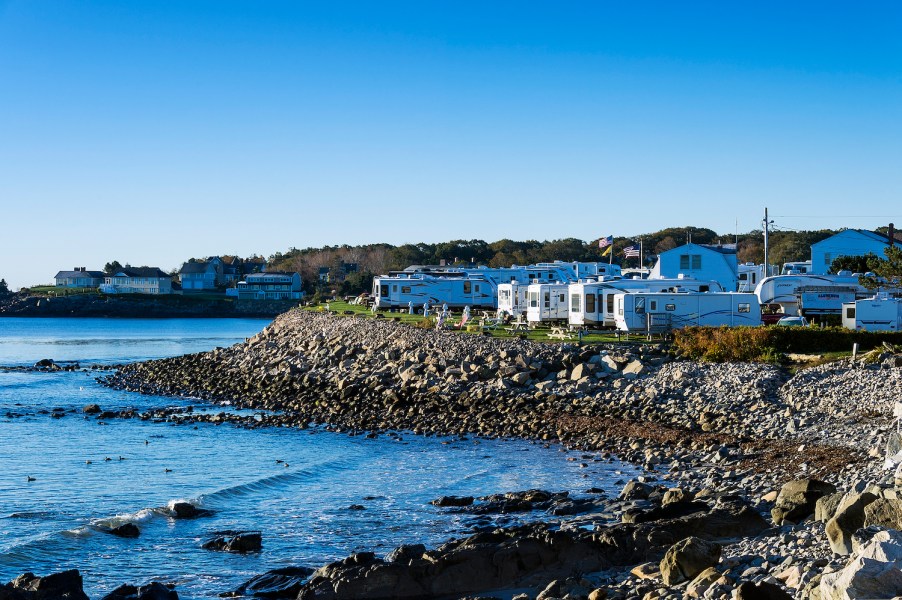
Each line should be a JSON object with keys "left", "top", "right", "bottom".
{"left": 12, "top": 309, "right": 902, "bottom": 600}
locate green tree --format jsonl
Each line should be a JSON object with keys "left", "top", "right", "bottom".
{"left": 831, "top": 253, "right": 879, "bottom": 275}
{"left": 859, "top": 246, "right": 902, "bottom": 289}
{"left": 0, "top": 279, "right": 9, "bottom": 296}
{"left": 104, "top": 260, "right": 123, "bottom": 274}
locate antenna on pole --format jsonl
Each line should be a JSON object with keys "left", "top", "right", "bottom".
{"left": 763, "top": 207, "right": 774, "bottom": 275}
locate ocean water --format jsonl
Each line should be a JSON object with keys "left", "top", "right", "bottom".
{"left": 0, "top": 318, "right": 638, "bottom": 599}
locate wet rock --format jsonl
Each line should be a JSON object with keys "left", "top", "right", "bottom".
{"left": 619, "top": 480, "right": 654, "bottom": 501}
{"left": 108, "top": 523, "right": 140, "bottom": 538}
{"left": 3, "top": 569, "right": 89, "bottom": 600}
{"left": 430, "top": 496, "right": 474, "bottom": 507}
{"left": 659, "top": 536, "right": 721, "bottom": 585}
{"left": 82, "top": 404, "right": 102, "bottom": 414}
{"left": 168, "top": 502, "right": 213, "bottom": 519}
{"left": 102, "top": 582, "right": 178, "bottom": 600}
{"left": 385, "top": 544, "right": 426, "bottom": 565}
{"left": 202, "top": 531, "right": 262, "bottom": 553}
{"left": 222, "top": 567, "right": 314, "bottom": 599}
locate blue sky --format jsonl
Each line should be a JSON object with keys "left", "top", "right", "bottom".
{"left": 1, "top": 1, "right": 901, "bottom": 288}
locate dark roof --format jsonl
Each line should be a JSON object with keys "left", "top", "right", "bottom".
{"left": 112, "top": 267, "right": 171, "bottom": 279}
{"left": 179, "top": 261, "right": 215, "bottom": 274}
{"left": 55, "top": 270, "right": 105, "bottom": 279}
{"left": 698, "top": 244, "right": 737, "bottom": 255}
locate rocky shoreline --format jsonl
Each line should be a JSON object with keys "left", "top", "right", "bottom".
{"left": 8, "top": 308, "right": 902, "bottom": 600}
{"left": 0, "top": 293, "right": 297, "bottom": 318}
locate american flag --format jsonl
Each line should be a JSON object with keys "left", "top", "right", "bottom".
{"left": 623, "top": 245, "right": 640, "bottom": 258}
{"left": 598, "top": 235, "right": 613, "bottom": 249}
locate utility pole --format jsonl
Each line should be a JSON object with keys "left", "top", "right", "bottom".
{"left": 762, "top": 207, "right": 774, "bottom": 275}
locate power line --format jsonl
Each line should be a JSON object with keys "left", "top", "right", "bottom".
{"left": 772, "top": 215, "right": 902, "bottom": 219}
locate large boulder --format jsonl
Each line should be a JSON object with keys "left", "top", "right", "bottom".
{"left": 771, "top": 479, "right": 837, "bottom": 525}
{"left": 167, "top": 502, "right": 213, "bottom": 519}
{"left": 815, "top": 492, "right": 845, "bottom": 523}
{"left": 619, "top": 480, "right": 654, "bottom": 501}
{"left": 202, "top": 531, "right": 262, "bottom": 553}
{"left": 223, "top": 567, "right": 313, "bottom": 599}
{"left": 819, "top": 529, "right": 902, "bottom": 599}
{"left": 659, "top": 536, "right": 721, "bottom": 585}
{"left": 101, "top": 582, "right": 178, "bottom": 600}
{"left": 863, "top": 498, "right": 902, "bottom": 529}
{"left": 2, "top": 570, "right": 90, "bottom": 600}
{"left": 825, "top": 493, "right": 879, "bottom": 555}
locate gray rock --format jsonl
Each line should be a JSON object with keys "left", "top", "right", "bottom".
{"left": 659, "top": 536, "right": 722, "bottom": 585}
{"left": 771, "top": 479, "right": 837, "bottom": 525}
{"left": 825, "top": 493, "right": 878, "bottom": 555}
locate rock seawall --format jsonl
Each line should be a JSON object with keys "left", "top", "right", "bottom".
{"left": 0, "top": 293, "right": 296, "bottom": 318}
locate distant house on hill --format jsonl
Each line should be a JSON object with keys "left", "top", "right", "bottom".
{"left": 100, "top": 267, "right": 173, "bottom": 295}
{"left": 810, "top": 228, "right": 899, "bottom": 275}
{"left": 649, "top": 242, "right": 738, "bottom": 291}
{"left": 54, "top": 267, "right": 105, "bottom": 288}
{"left": 179, "top": 257, "right": 224, "bottom": 291}
{"left": 237, "top": 272, "right": 303, "bottom": 300}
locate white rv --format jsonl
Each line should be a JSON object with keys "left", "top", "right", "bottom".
{"left": 614, "top": 292, "right": 761, "bottom": 332}
{"left": 781, "top": 261, "right": 812, "bottom": 275}
{"left": 526, "top": 283, "right": 570, "bottom": 324}
{"left": 372, "top": 273, "right": 496, "bottom": 310}
{"left": 497, "top": 281, "right": 528, "bottom": 318}
{"left": 753, "top": 272, "right": 866, "bottom": 316}
{"left": 569, "top": 277, "right": 725, "bottom": 329}
{"left": 842, "top": 293, "right": 902, "bottom": 331}
{"left": 737, "top": 263, "right": 768, "bottom": 292}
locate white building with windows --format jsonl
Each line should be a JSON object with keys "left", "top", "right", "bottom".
{"left": 649, "top": 243, "right": 738, "bottom": 292}
{"left": 810, "top": 229, "right": 895, "bottom": 275}
{"left": 236, "top": 272, "right": 303, "bottom": 300}
{"left": 54, "top": 267, "right": 106, "bottom": 288}
{"left": 100, "top": 267, "right": 173, "bottom": 294}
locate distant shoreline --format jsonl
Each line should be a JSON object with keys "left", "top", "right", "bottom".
{"left": 0, "top": 293, "right": 297, "bottom": 319}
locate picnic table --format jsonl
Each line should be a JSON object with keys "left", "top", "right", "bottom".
{"left": 548, "top": 326, "right": 574, "bottom": 340}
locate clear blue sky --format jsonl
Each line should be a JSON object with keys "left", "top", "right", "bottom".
{"left": 1, "top": 1, "right": 901, "bottom": 288}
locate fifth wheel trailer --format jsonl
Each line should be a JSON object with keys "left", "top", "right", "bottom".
{"left": 614, "top": 292, "right": 761, "bottom": 332}
{"left": 842, "top": 293, "right": 902, "bottom": 331}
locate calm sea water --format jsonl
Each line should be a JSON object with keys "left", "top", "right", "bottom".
{"left": 0, "top": 318, "right": 637, "bottom": 599}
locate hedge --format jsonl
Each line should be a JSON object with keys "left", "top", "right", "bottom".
{"left": 672, "top": 325, "right": 902, "bottom": 362}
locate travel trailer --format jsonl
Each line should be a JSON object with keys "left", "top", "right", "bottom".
{"left": 568, "top": 276, "right": 725, "bottom": 329}
{"left": 371, "top": 273, "right": 496, "bottom": 310}
{"left": 737, "top": 263, "right": 769, "bottom": 292}
{"left": 372, "top": 261, "right": 605, "bottom": 311}
{"left": 796, "top": 286, "right": 859, "bottom": 317}
{"left": 613, "top": 292, "right": 761, "bottom": 332}
{"left": 753, "top": 272, "right": 866, "bottom": 316}
{"left": 497, "top": 282, "right": 528, "bottom": 318}
{"left": 525, "top": 283, "right": 570, "bottom": 324}
{"left": 842, "top": 293, "right": 902, "bottom": 331}
{"left": 781, "top": 261, "right": 812, "bottom": 275}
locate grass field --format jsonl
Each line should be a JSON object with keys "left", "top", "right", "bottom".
{"left": 303, "top": 300, "right": 634, "bottom": 344}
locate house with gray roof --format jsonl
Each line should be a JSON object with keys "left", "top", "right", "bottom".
{"left": 100, "top": 267, "right": 173, "bottom": 295}
{"left": 179, "top": 257, "right": 224, "bottom": 291}
{"left": 54, "top": 267, "right": 106, "bottom": 288}
{"left": 237, "top": 272, "right": 303, "bottom": 300}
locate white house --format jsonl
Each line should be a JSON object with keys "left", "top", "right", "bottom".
{"left": 237, "top": 272, "right": 303, "bottom": 300}
{"left": 54, "top": 267, "right": 106, "bottom": 288}
{"left": 649, "top": 243, "right": 738, "bottom": 292}
{"left": 810, "top": 229, "right": 896, "bottom": 275}
{"left": 100, "top": 267, "right": 173, "bottom": 295}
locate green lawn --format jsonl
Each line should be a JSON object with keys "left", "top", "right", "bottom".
{"left": 303, "top": 300, "right": 641, "bottom": 345}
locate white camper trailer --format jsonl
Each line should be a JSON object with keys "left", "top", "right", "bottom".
{"left": 372, "top": 273, "right": 496, "bottom": 310}
{"left": 569, "top": 277, "right": 725, "bottom": 329}
{"left": 737, "top": 263, "right": 768, "bottom": 292}
{"left": 753, "top": 272, "right": 865, "bottom": 316}
{"left": 526, "top": 283, "right": 570, "bottom": 324}
{"left": 497, "top": 282, "right": 528, "bottom": 318}
{"left": 614, "top": 292, "right": 761, "bottom": 333}
{"left": 842, "top": 293, "right": 902, "bottom": 331}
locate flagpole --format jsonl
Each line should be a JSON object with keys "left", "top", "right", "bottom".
{"left": 609, "top": 240, "right": 613, "bottom": 265}
{"left": 639, "top": 238, "right": 643, "bottom": 272}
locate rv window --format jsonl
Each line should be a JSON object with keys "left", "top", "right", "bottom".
{"left": 559, "top": 293, "right": 565, "bottom": 302}
{"left": 571, "top": 293, "right": 581, "bottom": 312}
{"left": 738, "top": 303, "right": 750, "bottom": 313}
{"left": 635, "top": 297, "right": 646, "bottom": 314}
{"left": 692, "top": 255, "right": 701, "bottom": 270}
{"left": 392, "top": 285, "right": 397, "bottom": 292}
{"left": 463, "top": 281, "right": 471, "bottom": 294}
{"left": 380, "top": 285, "right": 389, "bottom": 298}
{"left": 529, "top": 291, "right": 539, "bottom": 308}
{"left": 699, "top": 285, "right": 709, "bottom": 293}
{"left": 544, "top": 292, "right": 550, "bottom": 308}
{"left": 586, "top": 293, "right": 596, "bottom": 313}
{"left": 475, "top": 285, "right": 480, "bottom": 293}
{"left": 665, "top": 303, "right": 675, "bottom": 311}
{"left": 650, "top": 300, "right": 657, "bottom": 311}
{"left": 500, "top": 290, "right": 510, "bottom": 302}
{"left": 617, "top": 301, "right": 623, "bottom": 316}
{"left": 607, "top": 294, "right": 614, "bottom": 315}
{"left": 401, "top": 286, "right": 411, "bottom": 294}
{"left": 846, "top": 307, "right": 855, "bottom": 319}
{"left": 679, "top": 255, "right": 689, "bottom": 270}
